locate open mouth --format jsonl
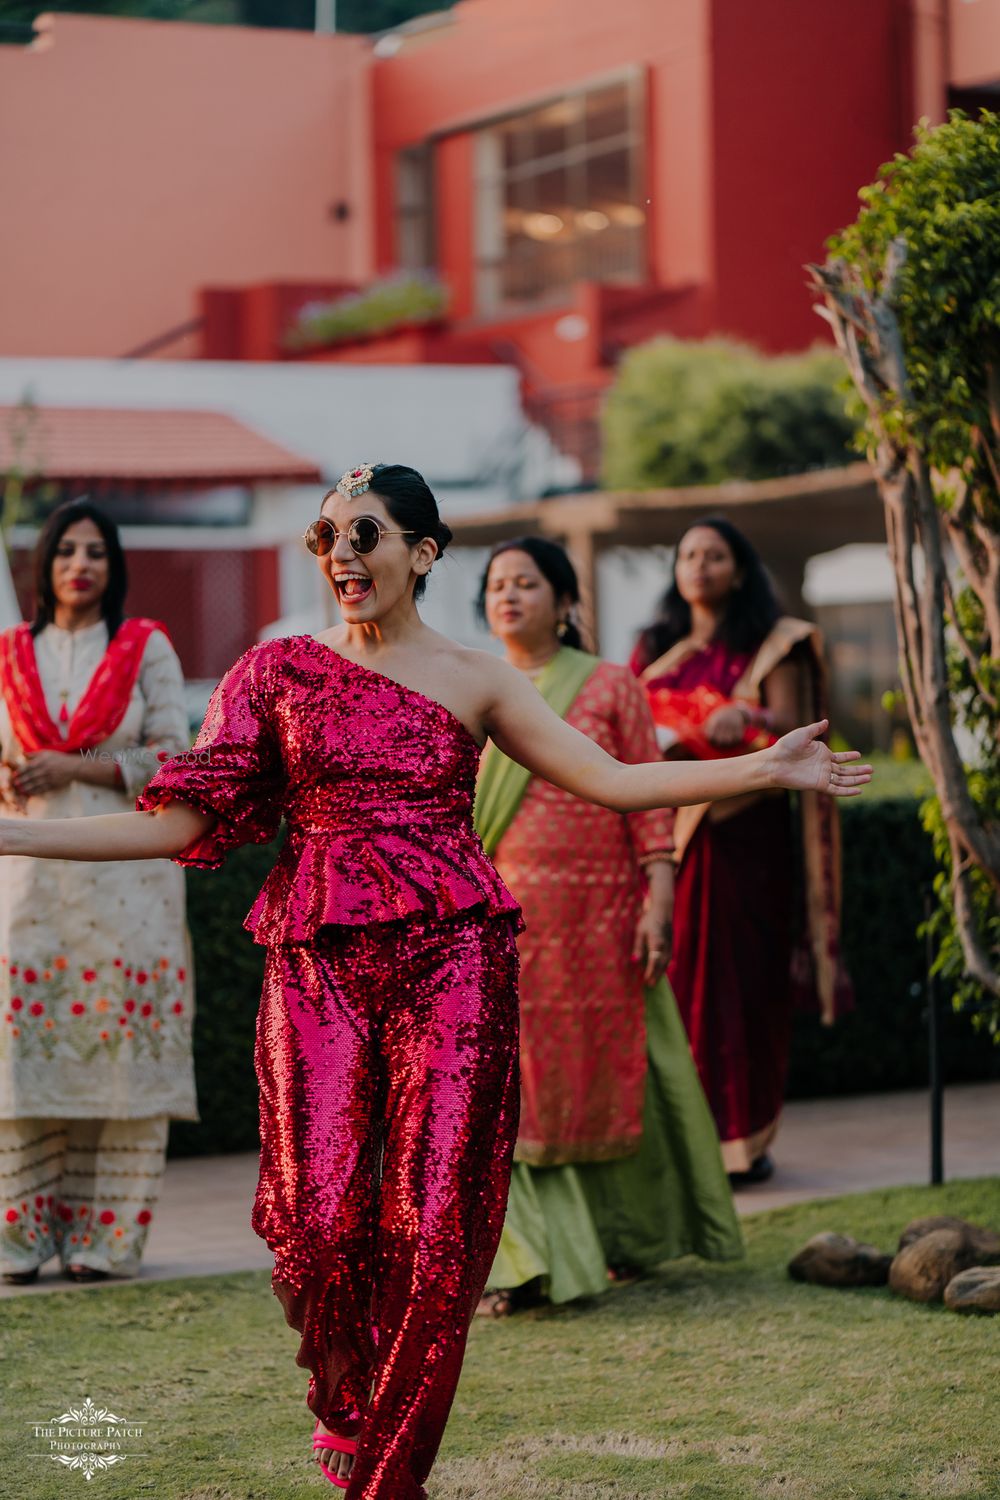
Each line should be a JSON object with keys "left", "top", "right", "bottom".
{"left": 334, "top": 571, "right": 374, "bottom": 607}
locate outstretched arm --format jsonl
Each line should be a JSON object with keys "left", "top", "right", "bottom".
{"left": 482, "top": 658, "right": 871, "bottom": 809}
{"left": 0, "top": 801, "right": 214, "bottom": 861}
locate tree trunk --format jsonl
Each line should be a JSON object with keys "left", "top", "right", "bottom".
{"left": 810, "top": 254, "right": 1000, "bottom": 1000}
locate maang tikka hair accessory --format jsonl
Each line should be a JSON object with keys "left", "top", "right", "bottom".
{"left": 336, "top": 463, "right": 376, "bottom": 499}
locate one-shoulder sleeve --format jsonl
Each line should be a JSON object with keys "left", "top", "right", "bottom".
{"left": 136, "top": 643, "right": 285, "bottom": 869}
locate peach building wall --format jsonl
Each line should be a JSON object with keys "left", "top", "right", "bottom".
{"left": 372, "top": 0, "right": 715, "bottom": 308}
{"left": 0, "top": 14, "right": 374, "bottom": 358}
{"left": 949, "top": 0, "right": 1000, "bottom": 87}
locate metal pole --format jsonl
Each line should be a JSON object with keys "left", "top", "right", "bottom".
{"left": 925, "top": 888, "right": 944, "bottom": 1186}
{"left": 0, "top": 545, "right": 21, "bottom": 629}
{"left": 315, "top": 0, "right": 336, "bottom": 33}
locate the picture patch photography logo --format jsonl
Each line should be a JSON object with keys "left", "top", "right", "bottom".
{"left": 31, "top": 1396, "right": 145, "bottom": 1480}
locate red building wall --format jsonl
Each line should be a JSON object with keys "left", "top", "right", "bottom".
{"left": 124, "top": 549, "right": 280, "bottom": 680}
{"left": 710, "top": 0, "right": 910, "bottom": 350}
{"left": 372, "top": 0, "right": 715, "bottom": 304}
{"left": 372, "top": 0, "right": 911, "bottom": 357}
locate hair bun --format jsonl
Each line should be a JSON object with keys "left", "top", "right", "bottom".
{"left": 435, "top": 519, "right": 453, "bottom": 555}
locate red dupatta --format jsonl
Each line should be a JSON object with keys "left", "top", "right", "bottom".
{"left": 645, "top": 679, "right": 776, "bottom": 759}
{"left": 0, "top": 618, "right": 166, "bottom": 754}
{"left": 638, "top": 620, "right": 853, "bottom": 1024}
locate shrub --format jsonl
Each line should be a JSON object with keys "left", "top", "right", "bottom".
{"left": 600, "top": 338, "right": 855, "bottom": 490}
{"left": 285, "top": 273, "right": 448, "bottom": 351}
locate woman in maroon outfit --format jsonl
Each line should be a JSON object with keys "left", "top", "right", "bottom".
{"left": 0, "top": 470, "right": 868, "bottom": 1497}
{"left": 632, "top": 518, "right": 852, "bottom": 1187}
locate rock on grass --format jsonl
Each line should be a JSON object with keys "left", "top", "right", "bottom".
{"left": 897, "top": 1216, "right": 1000, "bottom": 1260}
{"left": 889, "top": 1228, "right": 983, "bottom": 1303}
{"left": 788, "top": 1232, "right": 892, "bottom": 1287}
{"left": 944, "top": 1267, "right": 1000, "bottom": 1315}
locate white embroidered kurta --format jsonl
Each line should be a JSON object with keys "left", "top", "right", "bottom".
{"left": 0, "top": 621, "right": 198, "bottom": 1120}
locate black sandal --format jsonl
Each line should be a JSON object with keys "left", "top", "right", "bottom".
{"left": 64, "top": 1264, "right": 110, "bottom": 1284}
{"left": 606, "top": 1262, "right": 644, "bottom": 1284}
{"left": 727, "top": 1153, "right": 775, "bottom": 1190}
{"left": 2, "top": 1267, "right": 39, "bottom": 1285}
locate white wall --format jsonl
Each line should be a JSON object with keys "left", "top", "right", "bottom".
{"left": 0, "top": 358, "right": 565, "bottom": 502}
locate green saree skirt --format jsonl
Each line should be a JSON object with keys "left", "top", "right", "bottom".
{"left": 488, "top": 978, "right": 744, "bottom": 1303}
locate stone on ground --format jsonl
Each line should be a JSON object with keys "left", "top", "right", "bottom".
{"left": 888, "top": 1227, "right": 982, "bottom": 1303}
{"left": 788, "top": 1232, "right": 892, "bottom": 1287}
{"left": 897, "top": 1216, "right": 1000, "bottom": 1260}
{"left": 943, "top": 1267, "right": 1000, "bottom": 1315}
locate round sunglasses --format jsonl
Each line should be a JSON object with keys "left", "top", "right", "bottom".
{"left": 303, "top": 515, "right": 416, "bottom": 558}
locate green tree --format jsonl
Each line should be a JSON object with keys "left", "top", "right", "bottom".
{"left": 0, "top": 1, "right": 226, "bottom": 22}
{"left": 242, "top": 0, "right": 457, "bottom": 27}
{"left": 600, "top": 338, "right": 854, "bottom": 490}
{"left": 811, "top": 111, "right": 1000, "bottom": 1024}
{"left": 0, "top": 0, "right": 457, "bottom": 29}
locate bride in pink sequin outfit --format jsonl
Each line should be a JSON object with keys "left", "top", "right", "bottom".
{"left": 0, "top": 464, "right": 872, "bottom": 1498}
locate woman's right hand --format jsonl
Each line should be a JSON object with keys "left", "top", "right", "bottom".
{"left": 0, "top": 763, "right": 26, "bottom": 813}
{"left": 704, "top": 703, "right": 749, "bottom": 747}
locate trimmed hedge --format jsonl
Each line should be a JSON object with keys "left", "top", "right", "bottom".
{"left": 788, "top": 798, "right": 999, "bottom": 1099}
{"left": 168, "top": 842, "right": 275, "bottom": 1159}
{"left": 168, "top": 800, "right": 999, "bottom": 1158}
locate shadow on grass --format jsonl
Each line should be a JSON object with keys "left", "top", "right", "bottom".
{"left": 1, "top": 1179, "right": 999, "bottom": 1499}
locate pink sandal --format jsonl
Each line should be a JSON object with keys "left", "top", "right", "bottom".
{"left": 312, "top": 1424, "right": 358, "bottom": 1489}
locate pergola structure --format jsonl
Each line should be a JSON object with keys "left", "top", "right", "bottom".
{"left": 448, "top": 462, "right": 884, "bottom": 647}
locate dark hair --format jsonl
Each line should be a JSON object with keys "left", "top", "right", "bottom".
{"left": 476, "top": 535, "right": 586, "bottom": 651}
{"left": 31, "top": 498, "right": 127, "bottom": 639}
{"left": 633, "top": 515, "right": 782, "bottom": 668}
{"left": 368, "top": 463, "right": 452, "bottom": 602}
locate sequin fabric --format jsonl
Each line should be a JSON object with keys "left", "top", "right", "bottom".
{"left": 256, "top": 913, "right": 519, "bottom": 1499}
{"left": 137, "top": 636, "right": 521, "bottom": 940}
{"left": 137, "top": 638, "right": 523, "bottom": 1500}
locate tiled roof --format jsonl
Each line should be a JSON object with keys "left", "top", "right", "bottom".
{"left": 0, "top": 405, "right": 322, "bottom": 484}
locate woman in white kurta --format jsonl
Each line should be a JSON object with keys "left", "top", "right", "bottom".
{"left": 0, "top": 500, "right": 196, "bottom": 1284}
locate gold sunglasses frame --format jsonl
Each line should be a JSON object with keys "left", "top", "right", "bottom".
{"left": 303, "top": 515, "right": 417, "bottom": 558}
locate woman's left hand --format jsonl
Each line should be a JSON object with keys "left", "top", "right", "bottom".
{"left": 704, "top": 703, "right": 749, "bottom": 747}
{"left": 634, "top": 905, "right": 672, "bottom": 984}
{"left": 13, "top": 751, "right": 79, "bottom": 797}
{"left": 768, "top": 721, "right": 873, "bottom": 796}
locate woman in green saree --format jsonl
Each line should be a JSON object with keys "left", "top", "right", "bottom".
{"left": 474, "top": 537, "right": 743, "bottom": 1313}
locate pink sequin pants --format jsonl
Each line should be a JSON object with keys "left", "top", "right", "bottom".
{"left": 252, "top": 913, "right": 520, "bottom": 1500}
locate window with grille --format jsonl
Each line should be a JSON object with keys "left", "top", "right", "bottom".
{"left": 474, "top": 73, "right": 646, "bottom": 314}
{"left": 395, "top": 143, "right": 436, "bottom": 272}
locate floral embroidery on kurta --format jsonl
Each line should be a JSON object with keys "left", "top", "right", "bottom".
{"left": 0, "top": 622, "right": 197, "bottom": 1121}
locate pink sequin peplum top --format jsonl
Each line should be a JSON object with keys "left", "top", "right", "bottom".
{"left": 136, "top": 636, "right": 520, "bottom": 945}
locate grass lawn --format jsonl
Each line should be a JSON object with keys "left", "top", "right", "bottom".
{"left": 2, "top": 1180, "right": 999, "bottom": 1500}
{"left": 845, "top": 754, "right": 933, "bottom": 802}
